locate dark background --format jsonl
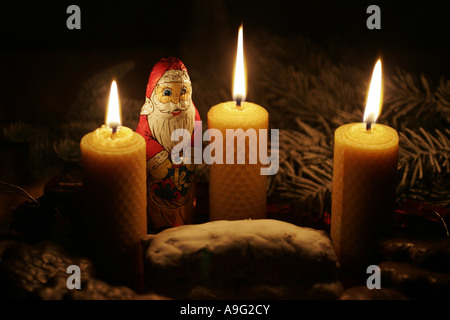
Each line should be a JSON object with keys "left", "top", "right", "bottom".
{"left": 0, "top": 0, "right": 449, "bottom": 187}
{"left": 2, "top": 1, "right": 449, "bottom": 52}
{"left": 1, "top": 0, "right": 449, "bottom": 124}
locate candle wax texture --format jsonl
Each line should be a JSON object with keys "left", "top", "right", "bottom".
{"left": 80, "top": 125, "right": 147, "bottom": 289}
{"left": 207, "top": 101, "right": 268, "bottom": 220}
{"left": 331, "top": 123, "right": 398, "bottom": 271}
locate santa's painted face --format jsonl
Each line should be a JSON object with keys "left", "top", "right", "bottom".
{"left": 151, "top": 70, "right": 192, "bottom": 117}
{"left": 142, "top": 69, "right": 195, "bottom": 152}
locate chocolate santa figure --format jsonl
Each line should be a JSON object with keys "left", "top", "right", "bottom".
{"left": 136, "top": 57, "right": 201, "bottom": 231}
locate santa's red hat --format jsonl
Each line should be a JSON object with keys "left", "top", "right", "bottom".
{"left": 145, "top": 57, "right": 188, "bottom": 99}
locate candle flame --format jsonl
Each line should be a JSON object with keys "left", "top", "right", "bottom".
{"left": 363, "top": 59, "right": 383, "bottom": 126}
{"left": 233, "top": 24, "right": 246, "bottom": 104}
{"left": 106, "top": 80, "right": 121, "bottom": 130}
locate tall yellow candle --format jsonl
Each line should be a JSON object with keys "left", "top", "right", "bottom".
{"left": 330, "top": 60, "right": 399, "bottom": 272}
{"left": 80, "top": 81, "right": 147, "bottom": 290}
{"left": 208, "top": 25, "right": 269, "bottom": 221}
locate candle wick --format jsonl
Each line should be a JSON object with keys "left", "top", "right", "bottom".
{"left": 366, "top": 122, "right": 372, "bottom": 131}
{"left": 109, "top": 123, "right": 120, "bottom": 138}
{"left": 236, "top": 98, "right": 242, "bottom": 108}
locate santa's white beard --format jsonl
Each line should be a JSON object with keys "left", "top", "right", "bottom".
{"left": 148, "top": 106, "right": 195, "bottom": 153}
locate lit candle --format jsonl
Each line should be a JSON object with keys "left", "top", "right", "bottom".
{"left": 80, "top": 81, "right": 147, "bottom": 290}
{"left": 330, "top": 60, "right": 399, "bottom": 272}
{"left": 207, "top": 25, "right": 269, "bottom": 221}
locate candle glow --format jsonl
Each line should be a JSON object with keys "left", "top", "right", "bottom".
{"left": 363, "top": 59, "right": 382, "bottom": 127}
{"left": 330, "top": 58, "right": 399, "bottom": 272}
{"left": 233, "top": 25, "right": 246, "bottom": 105}
{"left": 106, "top": 80, "right": 122, "bottom": 131}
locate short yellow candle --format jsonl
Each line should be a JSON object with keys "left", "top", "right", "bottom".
{"left": 208, "top": 25, "right": 269, "bottom": 220}
{"left": 80, "top": 81, "right": 147, "bottom": 290}
{"left": 330, "top": 60, "right": 399, "bottom": 272}
{"left": 208, "top": 101, "right": 268, "bottom": 220}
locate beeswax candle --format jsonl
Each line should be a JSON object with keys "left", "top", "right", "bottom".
{"left": 330, "top": 60, "right": 399, "bottom": 272}
{"left": 207, "top": 25, "right": 269, "bottom": 221}
{"left": 208, "top": 101, "right": 268, "bottom": 220}
{"left": 80, "top": 81, "right": 147, "bottom": 290}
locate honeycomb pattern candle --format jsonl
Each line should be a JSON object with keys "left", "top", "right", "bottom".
{"left": 330, "top": 60, "right": 399, "bottom": 272}
{"left": 80, "top": 81, "right": 147, "bottom": 290}
{"left": 208, "top": 25, "right": 269, "bottom": 221}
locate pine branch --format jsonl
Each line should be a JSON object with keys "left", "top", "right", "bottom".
{"left": 3, "top": 121, "right": 40, "bottom": 143}
{"left": 382, "top": 70, "right": 447, "bottom": 130}
{"left": 435, "top": 78, "right": 450, "bottom": 123}
{"left": 267, "top": 119, "right": 333, "bottom": 218}
{"left": 399, "top": 179, "right": 450, "bottom": 207}
{"left": 398, "top": 128, "right": 450, "bottom": 191}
